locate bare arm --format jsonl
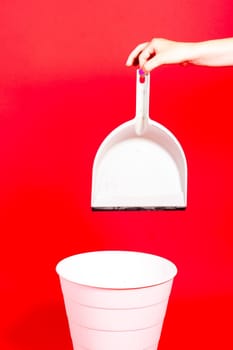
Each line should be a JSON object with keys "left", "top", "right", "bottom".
{"left": 126, "top": 38, "right": 233, "bottom": 72}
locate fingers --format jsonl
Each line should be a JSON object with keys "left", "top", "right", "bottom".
{"left": 143, "top": 54, "right": 162, "bottom": 72}
{"left": 138, "top": 42, "right": 157, "bottom": 71}
{"left": 125, "top": 42, "right": 148, "bottom": 67}
{"left": 126, "top": 41, "right": 160, "bottom": 72}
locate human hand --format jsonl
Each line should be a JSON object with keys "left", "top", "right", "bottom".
{"left": 126, "top": 38, "right": 193, "bottom": 72}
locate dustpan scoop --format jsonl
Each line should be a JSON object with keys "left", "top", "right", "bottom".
{"left": 91, "top": 70, "right": 187, "bottom": 210}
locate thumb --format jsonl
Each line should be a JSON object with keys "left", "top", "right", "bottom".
{"left": 143, "top": 55, "right": 163, "bottom": 72}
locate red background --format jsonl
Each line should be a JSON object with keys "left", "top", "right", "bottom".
{"left": 1, "top": 0, "right": 233, "bottom": 348}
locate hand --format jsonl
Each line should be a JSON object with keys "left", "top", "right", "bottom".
{"left": 126, "top": 38, "right": 193, "bottom": 72}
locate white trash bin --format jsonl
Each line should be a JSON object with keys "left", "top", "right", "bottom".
{"left": 56, "top": 250, "right": 177, "bottom": 350}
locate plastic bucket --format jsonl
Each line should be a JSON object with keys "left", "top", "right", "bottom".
{"left": 56, "top": 250, "right": 177, "bottom": 350}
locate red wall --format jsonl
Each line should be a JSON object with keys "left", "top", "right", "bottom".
{"left": 1, "top": 1, "right": 233, "bottom": 349}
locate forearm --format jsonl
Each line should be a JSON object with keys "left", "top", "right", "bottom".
{"left": 188, "top": 38, "right": 233, "bottom": 66}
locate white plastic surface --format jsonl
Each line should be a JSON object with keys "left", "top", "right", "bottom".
{"left": 135, "top": 70, "right": 150, "bottom": 135}
{"left": 56, "top": 250, "right": 177, "bottom": 350}
{"left": 91, "top": 70, "right": 187, "bottom": 209}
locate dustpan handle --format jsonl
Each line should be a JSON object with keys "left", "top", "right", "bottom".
{"left": 135, "top": 69, "right": 150, "bottom": 135}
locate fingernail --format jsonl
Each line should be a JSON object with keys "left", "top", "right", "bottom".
{"left": 139, "top": 68, "right": 145, "bottom": 75}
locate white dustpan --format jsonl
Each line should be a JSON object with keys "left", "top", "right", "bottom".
{"left": 91, "top": 70, "right": 187, "bottom": 210}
